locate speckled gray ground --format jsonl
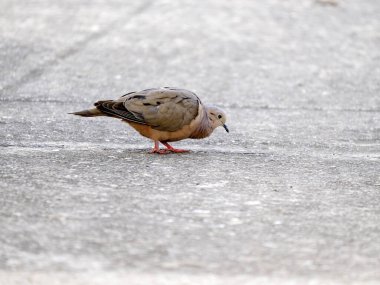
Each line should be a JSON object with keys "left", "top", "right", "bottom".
{"left": 0, "top": 0, "right": 380, "bottom": 284}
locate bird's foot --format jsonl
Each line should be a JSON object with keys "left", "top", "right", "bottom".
{"left": 161, "top": 142, "right": 190, "bottom": 153}
{"left": 149, "top": 141, "right": 189, "bottom": 154}
{"left": 167, "top": 148, "right": 189, "bottom": 153}
{"left": 149, "top": 141, "right": 171, "bottom": 154}
{"left": 149, "top": 148, "right": 171, "bottom": 154}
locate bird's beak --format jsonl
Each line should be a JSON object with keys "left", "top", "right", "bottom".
{"left": 223, "top": 124, "right": 229, "bottom": 133}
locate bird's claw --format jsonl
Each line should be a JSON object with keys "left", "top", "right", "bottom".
{"left": 150, "top": 149, "right": 171, "bottom": 154}
{"left": 149, "top": 148, "right": 189, "bottom": 154}
{"left": 166, "top": 148, "right": 189, "bottom": 153}
{"left": 150, "top": 141, "right": 190, "bottom": 154}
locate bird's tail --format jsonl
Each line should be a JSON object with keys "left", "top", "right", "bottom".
{"left": 69, "top": 108, "right": 103, "bottom": 117}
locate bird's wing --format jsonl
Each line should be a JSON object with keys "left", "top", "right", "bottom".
{"left": 122, "top": 87, "right": 201, "bottom": 132}
{"left": 94, "top": 100, "right": 147, "bottom": 124}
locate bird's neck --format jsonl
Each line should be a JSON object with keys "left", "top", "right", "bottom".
{"left": 189, "top": 109, "right": 212, "bottom": 139}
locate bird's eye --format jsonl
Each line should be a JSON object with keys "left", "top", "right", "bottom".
{"left": 218, "top": 115, "right": 222, "bottom": 119}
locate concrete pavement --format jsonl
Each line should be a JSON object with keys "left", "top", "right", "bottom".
{"left": 1, "top": 0, "right": 379, "bottom": 284}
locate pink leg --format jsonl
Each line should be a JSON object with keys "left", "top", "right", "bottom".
{"left": 150, "top": 141, "right": 169, "bottom": 154}
{"left": 161, "top": 142, "right": 189, "bottom": 153}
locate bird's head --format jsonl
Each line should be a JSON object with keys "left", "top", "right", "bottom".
{"left": 206, "top": 106, "right": 229, "bottom": 133}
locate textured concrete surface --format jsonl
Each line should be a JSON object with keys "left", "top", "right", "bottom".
{"left": 1, "top": 0, "right": 380, "bottom": 284}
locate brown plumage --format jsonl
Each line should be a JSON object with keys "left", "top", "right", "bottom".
{"left": 70, "top": 87, "right": 228, "bottom": 153}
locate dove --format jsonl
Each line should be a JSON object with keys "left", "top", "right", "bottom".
{"left": 70, "top": 87, "right": 228, "bottom": 154}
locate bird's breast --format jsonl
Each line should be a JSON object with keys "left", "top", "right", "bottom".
{"left": 126, "top": 121, "right": 193, "bottom": 142}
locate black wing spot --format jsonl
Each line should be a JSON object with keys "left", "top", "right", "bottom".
{"left": 131, "top": 95, "right": 146, "bottom": 100}
{"left": 156, "top": 102, "right": 161, "bottom": 105}
{"left": 121, "top": 91, "right": 136, "bottom": 97}
{"left": 143, "top": 103, "right": 152, "bottom": 106}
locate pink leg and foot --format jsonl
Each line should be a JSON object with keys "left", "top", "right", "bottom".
{"left": 150, "top": 141, "right": 189, "bottom": 154}
{"left": 161, "top": 142, "right": 189, "bottom": 153}
{"left": 150, "top": 141, "right": 169, "bottom": 154}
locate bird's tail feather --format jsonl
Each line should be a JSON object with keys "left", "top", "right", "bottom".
{"left": 69, "top": 108, "right": 103, "bottom": 117}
